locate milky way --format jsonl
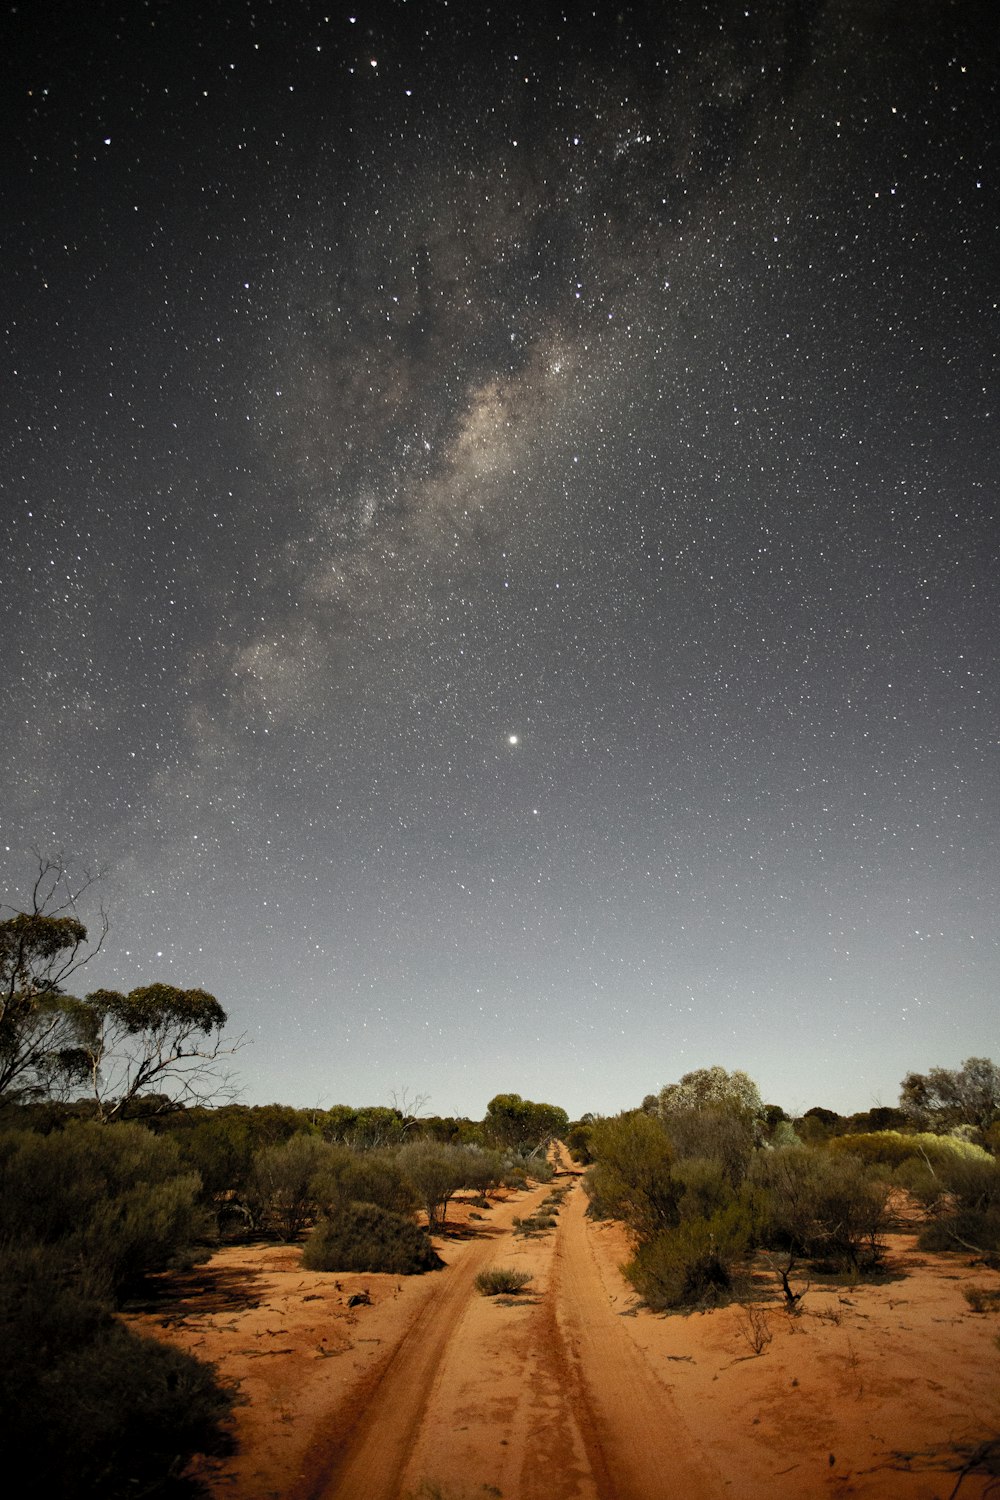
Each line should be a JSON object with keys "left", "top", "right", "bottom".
{"left": 2, "top": 1, "right": 997, "bottom": 1118}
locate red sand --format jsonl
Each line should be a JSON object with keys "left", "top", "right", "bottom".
{"left": 130, "top": 1161, "right": 1000, "bottom": 1499}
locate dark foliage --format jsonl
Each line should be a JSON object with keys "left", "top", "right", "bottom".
{"left": 584, "top": 1111, "right": 680, "bottom": 1239}
{"left": 0, "top": 1120, "right": 206, "bottom": 1300}
{"left": 0, "top": 1247, "right": 236, "bottom": 1499}
{"left": 625, "top": 1202, "right": 754, "bottom": 1310}
{"left": 749, "top": 1147, "right": 890, "bottom": 1271}
{"left": 303, "top": 1201, "right": 444, "bottom": 1274}
{"left": 314, "top": 1148, "right": 420, "bottom": 1218}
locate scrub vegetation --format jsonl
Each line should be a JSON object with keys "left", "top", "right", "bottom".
{"left": 4, "top": 865, "right": 999, "bottom": 1490}
{"left": 580, "top": 1060, "right": 1000, "bottom": 1311}
{"left": 0, "top": 875, "right": 570, "bottom": 1496}
{"left": 0, "top": 1089, "right": 570, "bottom": 1496}
{"left": 475, "top": 1267, "right": 534, "bottom": 1295}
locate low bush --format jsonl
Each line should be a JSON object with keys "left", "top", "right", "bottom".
{"left": 938, "top": 1153, "right": 1000, "bottom": 1211}
{"left": 912, "top": 1153, "right": 1000, "bottom": 1259}
{"left": 303, "top": 1202, "right": 444, "bottom": 1274}
{"left": 893, "top": 1156, "right": 947, "bottom": 1212}
{"left": 918, "top": 1207, "right": 1000, "bottom": 1259}
{"left": 313, "top": 1149, "right": 419, "bottom": 1219}
{"left": 829, "top": 1130, "right": 992, "bottom": 1172}
{"left": 526, "top": 1155, "right": 555, "bottom": 1183}
{"left": 964, "top": 1285, "right": 1000, "bottom": 1313}
{"left": 625, "top": 1201, "right": 753, "bottom": 1310}
{"left": 0, "top": 1246, "right": 236, "bottom": 1499}
{"left": 513, "top": 1212, "right": 557, "bottom": 1236}
{"left": 475, "top": 1267, "right": 533, "bottom": 1295}
{"left": 749, "top": 1147, "right": 891, "bottom": 1271}
{"left": 0, "top": 1121, "right": 206, "bottom": 1301}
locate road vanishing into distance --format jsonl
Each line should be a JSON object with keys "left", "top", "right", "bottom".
{"left": 292, "top": 1149, "right": 722, "bottom": 1500}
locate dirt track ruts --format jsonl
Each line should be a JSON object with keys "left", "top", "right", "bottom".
{"left": 295, "top": 1157, "right": 720, "bottom": 1500}
{"left": 549, "top": 1178, "right": 722, "bottom": 1499}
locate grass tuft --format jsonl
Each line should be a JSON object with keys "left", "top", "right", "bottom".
{"left": 475, "top": 1267, "right": 533, "bottom": 1296}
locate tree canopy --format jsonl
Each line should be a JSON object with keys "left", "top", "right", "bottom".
{"left": 0, "top": 912, "right": 94, "bottom": 1101}
{"left": 657, "top": 1066, "right": 764, "bottom": 1121}
{"left": 900, "top": 1057, "right": 1000, "bottom": 1138}
{"left": 483, "top": 1092, "right": 569, "bottom": 1153}
{"left": 69, "top": 984, "right": 233, "bottom": 1121}
{"left": 1, "top": 856, "right": 237, "bottom": 1118}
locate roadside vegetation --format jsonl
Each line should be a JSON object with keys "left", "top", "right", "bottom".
{"left": 580, "top": 1059, "right": 1000, "bottom": 1312}
{"left": 0, "top": 862, "right": 568, "bottom": 1496}
{"left": 0, "top": 1086, "right": 568, "bottom": 1496}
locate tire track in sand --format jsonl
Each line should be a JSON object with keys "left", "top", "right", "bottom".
{"left": 294, "top": 1184, "right": 553, "bottom": 1500}
{"left": 549, "top": 1178, "right": 724, "bottom": 1500}
{"left": 296, "top": 1163, "right": 723, "bottom": 1500}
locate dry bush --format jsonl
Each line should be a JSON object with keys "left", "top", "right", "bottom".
{"left": 475, "top": 1267, "right": 533, "bottom": 1295}
{"left": 734, "top": 1302, "right": 773, "bottom": 1355}
{"left": 963, "top": 1285, "right": 1000, "bottom": 1313}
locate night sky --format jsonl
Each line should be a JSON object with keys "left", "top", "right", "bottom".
{"left": 3, "top": 0, "right": 997, "bottom": 1121}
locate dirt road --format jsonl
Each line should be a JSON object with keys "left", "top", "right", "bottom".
{"left": 132, "top": 1161, "right": 1000, "bottom": 1500}
{"left": 294, "top": 1157, "right": 722, "bottom": 1500}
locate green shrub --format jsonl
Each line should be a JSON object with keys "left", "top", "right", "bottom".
{"left": 526, "top": 1155, "right": 555, "bottom": 1183}
{"left": 456, "top": 1147, "right": 507, "bottom": 1197}
{"left": 313, "top": 1149, "right": 420, "bottom": 1219}
{"left": 475, "top": 1267, "right": 533, "bottom": 1295}
{"left": 0, "top": 1121, "right": 205, "bottom": 1300}
{"left": 303, "top": 1202, "right": 444, "bottom": 1274}
{"left": 749, "top": 1147, "right": 890, "bottom": 1270}
{"left": 829, "top": 1130, "right": 992, "bottom": 1171}
{"left": 675, "top": 1156, "right": 736, "bottom": 1222}
{"left": 0, "top": 1246, "right": 236, "bottom": 1499}
{"left": 566, "top": 1121, "right": 593, "bottom": 1163}
{"left": 937, "top": 1153, "right": 1000, "bottom": 1211}
{"left": 584, "top": 1111, "right": 680, "bottom": 1239}
{"left": 911, "top": 1153, "right": 1000, "bottom": 1258}
{"left": 625, "top": 1202, "right": 753, "bottom": 1309}
{"left": 893, "top": 1156, "right": 946, "bottom": 1211}
{"left": 247, "top": 1132, "right": 336, "bottom": 1238}
{"left": 398, "top": 1141, "right": 474, "bottom": 1229}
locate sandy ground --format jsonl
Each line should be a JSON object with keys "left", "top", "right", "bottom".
{"left": 130, "top": 1157, "right": 1000, "bottom": 1500}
